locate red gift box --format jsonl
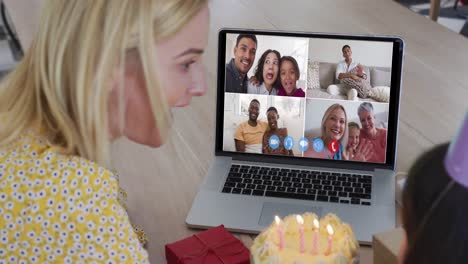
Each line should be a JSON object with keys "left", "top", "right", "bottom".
{"left": 165, "top": 225, "right": 250, "bottom": 264}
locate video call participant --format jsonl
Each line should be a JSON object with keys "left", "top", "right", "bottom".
{"left": 344, "top": 122, "right": 373, "bottom": 162}
{"left": 399, "top": 115, "right": 468, "bottom": 264}
{"left": 358, "top": 102, "right": 387, "bottom": 163}
{"left": 247, "top": 49, "right": 281, "bottom": 95}
{"left": 234, "top": 99, "right": 268, "bottom": 153}
{"left": 277, "top": 56, "right": 305, "bottom": 97}
{"left": 304, "top": 104, "right": 348, "bottom": 159}
{"left": 304, "top": 104, "right": 372, "bottom": 161}
{"left": 225, "top": 34, "right": 257, "bottom": 93}
{"left": 262, "top": 107, "right": 294, "bottom": 156}
{"left": 333, "top": 45, "right": 368, "bottom": 100}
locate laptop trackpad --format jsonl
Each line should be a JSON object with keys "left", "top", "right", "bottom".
{"left": 258, "top": 202, "right": 323, "bottom": 226}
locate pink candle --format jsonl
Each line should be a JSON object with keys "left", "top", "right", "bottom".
{"left": 312, "top": 218, "right": 319, "bottom": 255}
{"left": 296, "top": 215, "right": 305, "bottom": 253}
{"left": 326, "top": 224, "right": 334, "bottom": 255}
{"left": 275, "top": 216, "right": 285, "bottom": 250}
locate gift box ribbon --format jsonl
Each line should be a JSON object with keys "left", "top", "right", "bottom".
{"left": 177, "top": 232, "right": 247, "bottom": 263}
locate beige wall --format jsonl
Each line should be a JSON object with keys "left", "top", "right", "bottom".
{"left": 3, "top": 0, "right": 44, "bottom": 50}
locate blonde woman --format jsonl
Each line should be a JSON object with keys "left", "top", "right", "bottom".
{"left": 304, "top": 104, "right": 373, "bottom": 161}
{"left": 304, "top": 104, "right": 349, "bottom": 160}
{"left": 0, "top": 0, "right": 209, "bottom": 262}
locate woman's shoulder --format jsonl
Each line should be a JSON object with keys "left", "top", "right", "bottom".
{"left": 1, "top": 130, "right": 117, "bottom": 188}
{"left": 376, "top": 127, "right": 388, "bottom": 137}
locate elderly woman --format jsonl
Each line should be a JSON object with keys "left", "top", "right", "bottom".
{"left": 357, "top": 102, "right": 387, "bottom": 163}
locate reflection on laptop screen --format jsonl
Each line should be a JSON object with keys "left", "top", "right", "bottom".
{"left": 222, "top": 33, "right": 394, "bottom": 164}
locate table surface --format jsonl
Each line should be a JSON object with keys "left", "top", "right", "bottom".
{"left": 5, "top": 0, "right": 468, "bottom": 263}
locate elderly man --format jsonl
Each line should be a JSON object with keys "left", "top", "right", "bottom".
{"left": 357, "top": 102, "right": 387, "bottom": 163}
{"left": 225, "top": 34, "right": 257, "bottom": 93}
{"left": 234, "top": 99, "right": 268, "bottom": 153}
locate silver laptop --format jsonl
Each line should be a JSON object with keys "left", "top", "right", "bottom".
{"left": 187, "top": 29, "right": 404, "bottom": 244}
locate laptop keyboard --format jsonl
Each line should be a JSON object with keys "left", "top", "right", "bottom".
{"left": 222, "top": 164, "right": 372, "bottom": 206}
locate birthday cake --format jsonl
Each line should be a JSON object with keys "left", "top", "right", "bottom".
{"left": 251, "top": 213, "right": 359, "bottom": 264}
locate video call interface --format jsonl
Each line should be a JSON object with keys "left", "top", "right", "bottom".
{"left": 222, "top": 33, "right": 394, "bottom": 164}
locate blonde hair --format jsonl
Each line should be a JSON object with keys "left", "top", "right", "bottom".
{"left": 321, "top": 103, "right": 348, "bottom": 147}
{"left": 0, "top": 0, "right": 207, "bottom": 167}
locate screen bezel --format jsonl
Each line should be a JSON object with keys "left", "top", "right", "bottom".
{"left": 215, "top": 28, "right": 404, "bottom": 171}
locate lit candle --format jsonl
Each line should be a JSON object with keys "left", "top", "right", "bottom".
{"left": 275, "top": 215, "right": 285, "bottom": 250}
{"left": 326, "top": 224, "right": 334, "bottom": 255}
{"left": 296, "top": 215, "right": 305, "bottom": 253}
{"left": 312, "top": 218, "right": 319, "bottom": 255}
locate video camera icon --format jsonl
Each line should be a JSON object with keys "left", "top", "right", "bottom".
{"left": 269, "top": 135, "right": 280, "bottom": 150}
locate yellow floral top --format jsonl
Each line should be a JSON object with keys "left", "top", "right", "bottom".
{"left": 0, "top": 130, "right": 149, "bottom": 263}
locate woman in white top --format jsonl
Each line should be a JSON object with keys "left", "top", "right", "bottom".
{"left": 247, "top": 49, "right": 281, "bottom": 95}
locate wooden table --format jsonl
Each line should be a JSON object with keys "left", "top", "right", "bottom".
{"left": 5, "top": 0, "right": 468, "bottom": 263}
{"left": 430, "top": 0, "right": 442, "bottom": 21}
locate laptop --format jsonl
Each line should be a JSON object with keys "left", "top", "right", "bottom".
{"left": 187, "top": 29, "right": 404, "bottom": 244}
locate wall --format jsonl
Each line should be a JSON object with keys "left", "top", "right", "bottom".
{"left": 308, "top": 38, "right": 393, "bottom": 67}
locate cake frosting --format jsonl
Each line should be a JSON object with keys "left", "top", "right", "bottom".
{"left": 251, "top": 213, "right": 359, "bottom": 264}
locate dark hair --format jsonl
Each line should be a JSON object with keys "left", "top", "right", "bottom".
{"left": 402, "top": 143, "right": 468, "bottom": 264}
{"left": 236, "top": 34, "right": 257, "bottom": 47}
{"left": 266, "top": 106, "right": 278, "bottom": 114}
{"left": 254, "top": 50, "right": 281, "bottom": 87}
{"left": 250, "top": 99, "right": 260, "bottom": 106}
{"left": 342, "top": 45, "right": 351, "bottom": 52}
{"left": 280, "top": 56, "right": 300, "bottom": 80}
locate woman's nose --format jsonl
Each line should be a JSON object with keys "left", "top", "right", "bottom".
{"left": 190, "top": 65, "right": 208, "bottom": 96}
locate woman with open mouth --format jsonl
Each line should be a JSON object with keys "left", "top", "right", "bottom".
{"left": 247, "top": 49, "right": 281, "bottom": 95}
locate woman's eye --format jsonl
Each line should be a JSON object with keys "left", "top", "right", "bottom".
{"left": 181, "top": 61, "right": 195, "bottom": 72}
{"left": 273, "top": 60, "right": 278, "bottom": 65}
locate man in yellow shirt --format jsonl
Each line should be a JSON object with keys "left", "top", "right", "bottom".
{"left": 234, "top": 99, "right": 268, "bottom": 153}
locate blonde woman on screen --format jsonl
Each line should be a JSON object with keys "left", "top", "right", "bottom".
{"left": 0, "top": 0, "right": 209, "bottom": 262}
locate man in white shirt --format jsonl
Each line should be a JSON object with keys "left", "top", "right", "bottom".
{"left": 336, "top": 45, "right": 361, "bottom": 81}
{"left": 328, "top": 45, "right": 365, "bottom": 101}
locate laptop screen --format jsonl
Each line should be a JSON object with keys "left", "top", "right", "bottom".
{"left": 221, "top": 31, "right": 401, "bottom": 165}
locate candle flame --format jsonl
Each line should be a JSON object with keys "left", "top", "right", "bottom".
{"left": 327, "top": 224, "right": 334, "bottom": 235}
{"left": 313, "top": 219, "right": 319, "bottom": 229}
{"left": 275, "top": 215, "right": 281, "bottom": 225}
{"left": 296, "top": 215, "right": 304, "bottom": 225}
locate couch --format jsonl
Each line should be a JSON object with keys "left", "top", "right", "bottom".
{"left": 307, "top": 61, "right": 392, "bottom": 101}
